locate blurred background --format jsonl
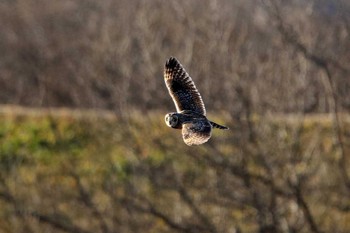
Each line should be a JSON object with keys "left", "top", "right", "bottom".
{"left": 0, "top": 0, "right": 350, "bottom": 232}
{"left": 1, "top": 0, "right": 349, "bottom": 115}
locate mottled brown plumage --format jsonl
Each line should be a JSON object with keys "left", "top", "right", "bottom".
{"left": 164, "top": 57, "right": 206, "bottom": 116}
{"left": 164, "top": 57, "right": 228, "bottom": 146}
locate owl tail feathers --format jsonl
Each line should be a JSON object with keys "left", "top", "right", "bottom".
{"left": 210, "top": 121, "right": 229, "bottom": 130}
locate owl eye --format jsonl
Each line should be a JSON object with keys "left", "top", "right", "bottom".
{"left": 165, "top": 114, "right": 180, "bottom": 128}
{"left": 171, "top": 116, "right": 178, "bottom": 125}
{"left": 165, "top": 114, "right": 173, "bottom": 127}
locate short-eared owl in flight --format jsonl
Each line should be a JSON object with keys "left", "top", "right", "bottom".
{"left": 164, "top": 57, "right": 229, "bottom": 146}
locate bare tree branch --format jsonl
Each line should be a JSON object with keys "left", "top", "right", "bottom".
{"left": 71, "top": 172, "right": 111, "bottom": 233}
{"left": 265, "top": 0, "right": 350, "bottom": 190}
{"left": 290, "top": 180, "right": 322, "bottom": 233}
{"left": 175, "top": 180, "right": 218, "bottom": 233}
{"left": 0, "top": 190, "right": 91, "bottom": 233}
{"left": 28, "top": 211, "right": 91, "bottom": 233}
{"left": 120, "top": 195, "right": 192, "bottom": 233}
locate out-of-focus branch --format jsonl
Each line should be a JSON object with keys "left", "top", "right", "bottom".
{"left": 289, "top": 180, "right": 322, "bottom": 233}
{"left": 28, "top": 211, "right": 91, "bottom": 233}
{"left": 119, "top": 195, "right": 192, "bottom": 233}
{"left": 175, "top": 180, "right": 218, "bottom": 233}
{"left": 71, "top": 173, "right": 110, "bottom": 233}
{"left": 0, "top": 190, "right": 91, "bottom": 233}
{"left": 200, "top": 146, "right": 293, "bottom": 199}
{"left": 266, "top": 0, "right": 349, "bottom": 74}
{"left": 265, "top": 0, "right": 350, "bottom": 190}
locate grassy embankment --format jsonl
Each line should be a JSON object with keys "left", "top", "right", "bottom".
{"left": 0, "top": 105, "right": 349, "bottom": 233}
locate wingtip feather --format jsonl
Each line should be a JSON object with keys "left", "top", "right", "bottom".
{"left": 165, "top": 57, "right": 180, "bottom": 69}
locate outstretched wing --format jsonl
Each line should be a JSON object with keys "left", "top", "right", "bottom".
{"left": 182, "top": 120, "right": 212, "bottom": 146}
{"left": 164, "top": 57, "right": 206, "bottom": 115}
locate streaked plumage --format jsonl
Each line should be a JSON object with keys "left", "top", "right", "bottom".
{"left": 164, "top": 57, "right": 228, "bottom": 146}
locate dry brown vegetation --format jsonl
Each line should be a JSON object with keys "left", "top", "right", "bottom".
{"left": 1, "top": 0, "right": 350, "bottom": 232}
{"left": 0, "top": 0, "right": 349, "bottom": 115}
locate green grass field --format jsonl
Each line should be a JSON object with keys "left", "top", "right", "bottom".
{"left": 0, "top": 105, "right": 349, "bottom": 233}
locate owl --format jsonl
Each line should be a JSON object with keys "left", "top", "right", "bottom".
{"left": 164, "top": 57, "right": 229, "bottom": 146}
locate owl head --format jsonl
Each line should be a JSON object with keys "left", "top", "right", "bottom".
{"left": 165, "top": 113, "right": 181, "bottom": 129}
